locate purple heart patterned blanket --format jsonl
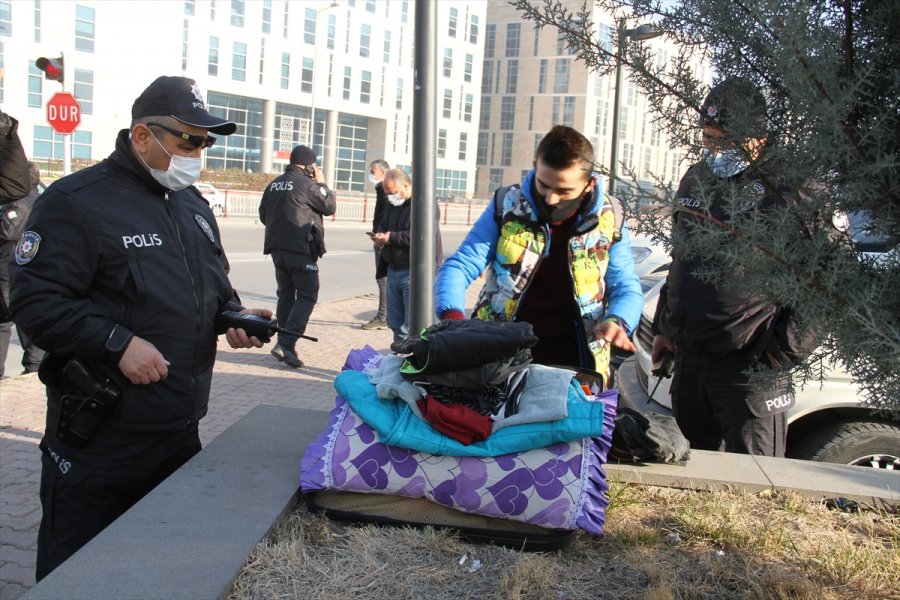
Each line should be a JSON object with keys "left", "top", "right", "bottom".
{"left": 300, "top": 346, "right": 618, "bottom": 535}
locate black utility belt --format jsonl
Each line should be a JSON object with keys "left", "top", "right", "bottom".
{"left": 55, "top": 358, "right": 121, "bottom": 449}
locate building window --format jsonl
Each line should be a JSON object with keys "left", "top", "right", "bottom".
{"left": 481, "top": 61, "right": 492, "bottom": 92}
{"left": 360, "top": 24, "right": 371, "bottom": 57}
{"left": 182, "top": 19, "right": 189, "bottom": 70}
{"left": 34, "top": 0, "right": 41, "bottom": 42}
{"left": 463, "top": 94, "right": 473, "bottom": 122}
{"left": 33, "top": 126, "right": 61, "bottom": 159}
{"left": 485, "top": 24, "right": 495, "bottom": 58}
{"left": 448, "top": 7, "right": 457, "bottom": 38}
{"left": 261, "top": 0, "right": 271, "bottom": 34}
{"left": 232, "top": 41, "right": 247, "bottom": 81}
{"left": 259, "top": 37, "right": 265, "bottom": 84}
{"left": 0, "top": 41, "right": 4, "bottom": 102}
{"left": 334, "top": 113, "right": 369, "bottom": 191}
{"left": 383, "top": 30, "right": 391, "bottom": 63}
{"left": 210, "top": 0, "right": 216, "bottom": 20}
{"left": 365, "top": 0, "right": 375, "bottom": 13}
{"left": 282, "top": 2, "right": 289, "bottom": 38}
{"left": 538, "top": 59, "right": 547, "bottom": 93}
{"left": 360, "top": 70, "right": 371, "bottom": 103}
{"left": 75, "top": 5, "right": 95, "bottom": 53}
{"left": 534, "top": 133, "right": 542, "bottom": 154}
{"left": 500, "top": 96, "right": 515, "bottom": 130}
{"left": 208, "top": 36, "right": 219, "bottom": 76}
{"left": 401, "top": 0, "right": 408, "bottom": 23}
{"left": 563, "top": 96, "right": 576, "bottom": 126}
{"left": 464, "top": 53, "right": 473, "bottom": 83}
{"left": 479, "top": 96, "right": 491, "bottom": 129}
{"left": 477, "top": 131, "right": 488, "bottom": 165}
{"left": 342, "top": 66, "right": 351, "bottom": 100}
{"left": 506, "top": 23, "right": 521, "bottom": 57}
{"left": 280, "top": 52, "right": 290, "bottom": 89}
{"left": 443, "top": 48, "right": 452, "bottom": 78}
{"left": 1, "top": 1, "right": 12, "bottom": 37}
{"left": 395, "top": 78, "right": 403, "bottom": 109}
{"left": 301, "top": 57, "right": 313, "bottom": 93}
{"left": 72, "top": 130, "right": 91, "bottom": 159}
{"left": 184, "top": 0, "right": 195, "bottom": 15}
{"left": 552, "top": 97, "right": 560, "bottom": 124}
{"left": 230, "top": 0, "right": 244, "bottom": 27}
{"left": 28, "top": 63, "right": 42, "bottom": 108}
{"left": 436, "top": 169, "right": 467, "bottom": 199}
{"left": 469, "top": 14, "right": 479, "bottom": 44}
{"left": 554, "top": 59, "right": 569, "bottom": 93}
{"left": 205, "top": 92, "right": 264, "bottom": 172}
{"left": 643, "top": 147, "right": 652, "bottom": 177}
{"left": 442, "top": 89, "right": 452, "bottom": 119}
{"left": 304, "top": 8, "right": 315, "bottom": 44}
{"left": 458, "top": 132, "right": 468, "bottom": 161}
{"left": 73, "top": 69, "right": 93, "bottom": 115}
{"left": 528, "top": 97, "right": 534, "bottom": 130}
{"left": 327, "top": 14, "right": 335, "bottom": 49}
{"left": 533, "top": 25, "right": 540, "bottom": 56}
{"left": 598, "top": 23, "right": 613, "bottom": 53}
{"left": 437, "top": 129, "right": 447, "bottom": 159}
{"left": 489, "top": 168, "right": 503, "bottom": 195}
{"left": 506, "top": 59, "right": 518, "bottom": 94}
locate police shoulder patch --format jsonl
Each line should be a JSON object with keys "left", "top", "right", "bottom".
{"left": 16, "top": 231, "right": 42, "bottom": 265}
{"left": 194, "top": 214, "right": 217, "bottom": 244}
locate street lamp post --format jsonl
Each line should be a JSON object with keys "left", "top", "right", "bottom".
{"left": 309, "top": 1, "right": 339, "bottom": 161}
{"left": 608, "top": 23, "right": 662, "bottom": 196}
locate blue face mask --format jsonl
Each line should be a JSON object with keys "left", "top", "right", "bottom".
{"left": 703, "top": 147, "right": 750, "bottom": 178}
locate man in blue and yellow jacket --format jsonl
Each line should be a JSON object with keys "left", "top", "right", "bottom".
{"left": 434, "top": 126, "right": 643, "bottom": 384}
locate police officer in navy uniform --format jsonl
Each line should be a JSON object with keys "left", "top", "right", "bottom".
{"left": 9, "top": 76, "right": 271, "bottom": 580}
{"left": 259, "top": 145, "right": 336, "bottom": 368}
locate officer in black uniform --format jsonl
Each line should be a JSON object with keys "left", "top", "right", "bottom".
{"left": 10, "top": 76, "right": 272, "bottom": 580}
{"left": 259, "top": 145, "right": 336, "bottom": 368}
{"left": 651, "top": 78, "right": 818, "bottom": 457}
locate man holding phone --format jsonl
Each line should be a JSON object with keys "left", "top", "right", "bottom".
{"left": 259, "top": 145, "right": 336, "bottom": 368}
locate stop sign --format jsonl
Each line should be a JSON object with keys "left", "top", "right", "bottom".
{"left": 47, "top": 92, "right": 82, "bottom": 134}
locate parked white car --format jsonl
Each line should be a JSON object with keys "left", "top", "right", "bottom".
{"left": 195, "top": 182, "right": 226, "bottom": 217}
{"left": 628, "top": 233, "right": 670, "bottom": 293}
{"left": 617, "top": 280, "right": 900, "bottom": 469}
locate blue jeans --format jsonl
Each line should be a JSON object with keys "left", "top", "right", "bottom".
{"left": 386, "top": 267, "right": 410, "bottom": 344}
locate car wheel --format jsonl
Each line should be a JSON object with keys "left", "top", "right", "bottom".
{"left": 788, "top": 420, "right": 900, "bottom": 469}
{"left": 212, "top": 204, "right": 224, "bottom": 217}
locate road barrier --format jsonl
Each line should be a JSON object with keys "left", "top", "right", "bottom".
{"left": 221, "top": 190, "right": 486, "bottom": 227}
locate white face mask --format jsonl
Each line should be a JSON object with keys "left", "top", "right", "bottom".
{"left": 703, "top": 147, "right": 750, "bottom": 178}
{"left": 387, "top": 193, "right": 405, "bottom": 206}
{"left": 368, "top": 173, "right": 378, "bottom": 185}
{"left": 139, "top": 130, "right": 203, "bottom": 190}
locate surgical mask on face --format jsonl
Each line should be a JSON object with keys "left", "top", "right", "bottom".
{"left": 139, "top": 130, "right": 203, "bottom": 190}
{"left": 703, "top": 147, "right": 750, "bottom": 178}
{"left": 368, "top": 173, "right": 378, "bottom": 185}
{"left": 387, "top": 193, "right": 405, "bottom": 206}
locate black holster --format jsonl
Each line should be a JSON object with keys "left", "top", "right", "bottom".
{"left": 54, "top": 358, "right": 121, "bottom": 449}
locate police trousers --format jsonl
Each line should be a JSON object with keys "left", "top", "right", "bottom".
{"left": 36, "top": 423, "right": 201, "bottom": 581}
{"left": 272, "top": 250, "right": 319, "bottom": 351}
{"left": 670, "top": 349, "right": 792, "bottom": 457}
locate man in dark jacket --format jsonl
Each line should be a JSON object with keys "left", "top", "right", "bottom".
{"left": 259, "top": 145, "right": 336, "bottom": 368}
{"left": 372, "top": 168, "right": 443, "bottom": 343}
{"left": 361, "top": 159, "right": 390, "bottom": 330}
{"left": 1, "top": 162, "right": 45, "bottom": 377}
{"left": 10, "top": 76, "right": 271, "bottom": 580}
{"left": 652, "top": 78, "right": 817, "bottom": 457}
{"left": 0, "top": 110, "right": 29, "bottom": 204}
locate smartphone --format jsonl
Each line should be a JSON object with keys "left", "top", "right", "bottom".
{"left": 365, "top": 231, "right": 374, "bottom": 237}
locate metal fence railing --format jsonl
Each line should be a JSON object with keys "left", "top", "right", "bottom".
{"left": 220, "top": 191, "right": 487, "bottom": 228}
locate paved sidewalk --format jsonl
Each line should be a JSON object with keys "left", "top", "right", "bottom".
{"left": 0, "top": 293, "right": 394, "bottom": 600}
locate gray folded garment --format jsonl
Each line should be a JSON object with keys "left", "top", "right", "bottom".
{"left": 491, "top": 364, "right": 572, "bottom": 432}
{"left": 367, "top": 354, "right": 426, "bottom": 419}
{"left": 409, "top": 348, "right": 533, "bottom": 390}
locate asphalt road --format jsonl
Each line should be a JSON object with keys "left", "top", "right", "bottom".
{"left": 1, "top": 218, "right": 470, "bottom": 376}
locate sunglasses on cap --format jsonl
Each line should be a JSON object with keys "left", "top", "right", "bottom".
{"left": 146, "top": 122, "right": 216, "bottom": 149}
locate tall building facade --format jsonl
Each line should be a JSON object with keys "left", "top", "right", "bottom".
{"left": 476, "top": 1, "right": 709, "bottom": 199}
{"left": 0, "top": 0, "right": 485, "bottom": 196}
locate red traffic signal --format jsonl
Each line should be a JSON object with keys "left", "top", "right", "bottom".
{"left": 35, "top": 56, "right": 64, "bottom": 83}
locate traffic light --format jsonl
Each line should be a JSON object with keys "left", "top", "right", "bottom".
{"left": 35, "top": 56, "right": 64, "bottom": 83}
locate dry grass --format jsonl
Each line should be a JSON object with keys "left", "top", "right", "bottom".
{"left": 228, "top": 483, "right": 899, "bottom": 600}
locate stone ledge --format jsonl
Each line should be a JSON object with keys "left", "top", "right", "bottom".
{"left": 23, "top": 405, "right": 329, "bottom": 600}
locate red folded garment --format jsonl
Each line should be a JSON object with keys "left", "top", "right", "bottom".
{"left": 416, "top": 394, "right": 493, "bottom": 445}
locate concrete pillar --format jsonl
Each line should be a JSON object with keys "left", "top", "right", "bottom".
{"left": 261, "top": 99, "right": 275, "bottom": 174}
{"left": 324, "top": 109, "right": 339, "bottom": 187}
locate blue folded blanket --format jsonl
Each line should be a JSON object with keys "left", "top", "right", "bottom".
{"left": 334, "top": 369, "right": 605, "bottom": 457}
